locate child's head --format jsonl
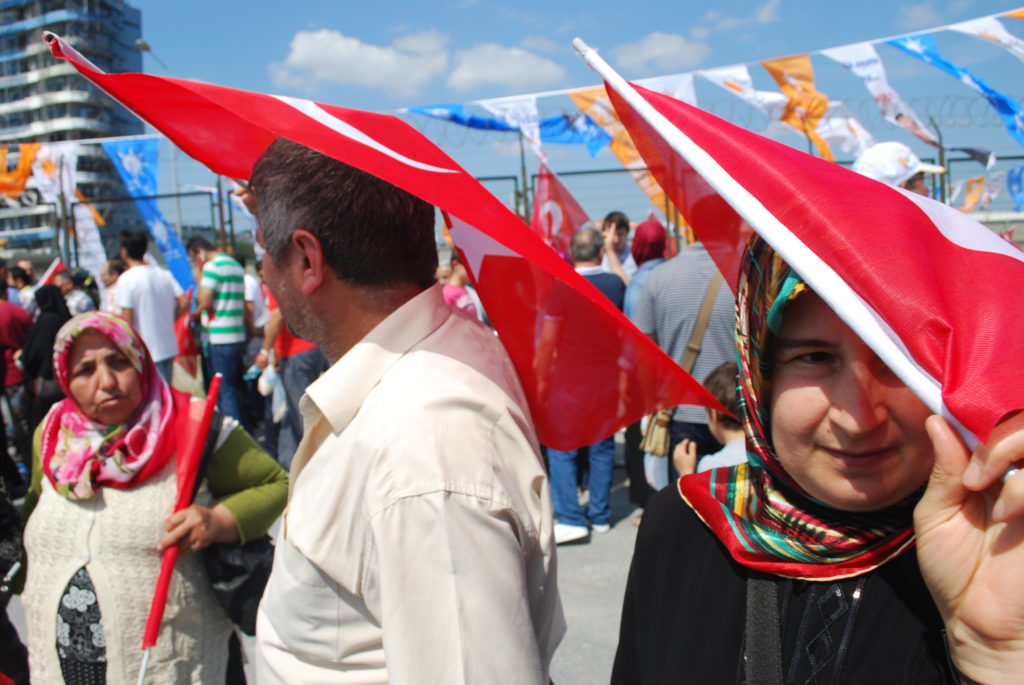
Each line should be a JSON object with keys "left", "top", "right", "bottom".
{"left": 703, "top": 361, "right": 742, "bottom": 443}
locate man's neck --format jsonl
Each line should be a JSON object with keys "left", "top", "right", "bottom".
{"left": 126, "top": 257, "right": 146, "bottom": 268}
{"left": 313, "top": 282, "right": 427, "bottom": 364}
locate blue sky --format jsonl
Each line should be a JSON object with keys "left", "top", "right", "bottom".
{"left": 121, "top": 0, "right": 1024, "bottom": 219}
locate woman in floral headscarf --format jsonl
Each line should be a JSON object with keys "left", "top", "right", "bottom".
{"left": 612, "top": 235, "right": 1024, "bottom": 684}
{"left": 20, "top": 312, "right": 287, "bottom": 684}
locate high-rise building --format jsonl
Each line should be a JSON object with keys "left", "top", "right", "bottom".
{"left": 0, "top": 0, "right": 144, "bottom": 257}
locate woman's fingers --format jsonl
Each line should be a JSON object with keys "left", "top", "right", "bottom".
{"left": 157, "top": 506, "right": 211, "bottom": 553}
{"left": 921, "top": 415, "right": 970, "bottom": 514}
{"left": 962, "top": 411, "right": 1024, "bottom": 492}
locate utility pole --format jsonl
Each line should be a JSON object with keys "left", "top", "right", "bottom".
{"left": 135, "top": 38, "right": 185, "bottom": 237}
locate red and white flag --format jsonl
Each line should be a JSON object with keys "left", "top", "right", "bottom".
{"left": 42, "top": 32, "right": 720, "bottom": 449}
{"left": 37, "top": 256, "right": 65, "bottom": 287}
{"left": 576, "top": 38, "right": 1024, "bottom": 445}
{"left": 529, "top": 161, "right": 589, "bottom": 256}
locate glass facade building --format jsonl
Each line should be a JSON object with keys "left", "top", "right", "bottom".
{"left": 0, "top": 0, "right": 144, "bottom": 255}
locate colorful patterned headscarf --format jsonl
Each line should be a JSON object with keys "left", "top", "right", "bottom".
{"left": 40, "top": 312, "right": 179, "bottom": 500}
{"left": 678, "top": 235, "right": 917, "bottom": 580}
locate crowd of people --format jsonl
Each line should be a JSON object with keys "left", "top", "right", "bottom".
{"left": 0, "top": 137, "right": 1022, "bottom": 684}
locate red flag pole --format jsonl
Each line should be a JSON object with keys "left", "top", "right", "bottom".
{"left": 137, "top": 374, "right": 222, "bottom": 684}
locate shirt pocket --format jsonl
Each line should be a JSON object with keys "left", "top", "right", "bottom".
{"left": 261, "top": 538, "right": 344, "bottom": 661}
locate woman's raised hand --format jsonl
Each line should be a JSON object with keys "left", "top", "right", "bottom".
{"left": 915, "top": 412, "right": 1024, "bottom": 684}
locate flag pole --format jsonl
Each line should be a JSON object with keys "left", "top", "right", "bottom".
{"left": 137, "top": 374, "right": 222, "bottom": 684}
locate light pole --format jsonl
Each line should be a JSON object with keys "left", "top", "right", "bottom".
{"left": 134, "top": 38, "right": 184, "bottom": 238}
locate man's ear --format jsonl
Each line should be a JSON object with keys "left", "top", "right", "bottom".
{"left": 290, "top": 229, "right": 328, "bottom": 296}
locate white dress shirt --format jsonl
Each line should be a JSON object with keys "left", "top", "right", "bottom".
{"left": 256, "top": 284, "right": 564, "bottom": 684}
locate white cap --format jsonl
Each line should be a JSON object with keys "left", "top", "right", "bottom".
{"left": 852, "top": 142, "right": 945, "bottom": 187}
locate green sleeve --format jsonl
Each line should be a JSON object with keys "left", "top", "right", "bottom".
{"left": 205, "top": 422, "right": 288, "bottom": 544}
{"left": 21, "top": 423, "right": 45, "bottom": 522}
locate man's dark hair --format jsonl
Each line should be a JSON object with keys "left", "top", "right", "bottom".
{"left": 570, "top": 227, "right": 603, "bottom": 264}
{"left": 0, "top": 258, "right": 7, "bottom": 272}
{"left": 53, "top": 270, "right": 71, "bottom": 285}
{"left": 250, "top": 138, "right": 438, "bottom": 289}
{"left": 186, "top": 236, "right": 214, "bottom": 253}
{"left": 9, "top": 266, "right": 28, "bottom": 286}
{"left": 603, "top": 211, "right": 629, "bottom": 232}
{"left": 704, "top": 361, "right": 741, "bottom": 430}
{"left": 121, "top": 230, "right": 149, "bottom": 260}
{"left": 106, "top": 257, "right": 126, "bottom": 277}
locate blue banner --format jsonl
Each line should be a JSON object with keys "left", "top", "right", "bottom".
{"left": 409, "top": 104, "right": 517, "bottom": 131}
{"left": 411, "top": 105, "right": 611, "bottom": 156}
{"left": 1008, "top": 165, "right": 1024, "bottom": 211}
{"left": 101, "top": 138, "right": 194, "bottom": 291}
{"left": 539, "top": 113, "right": 611, "bottom": 157}
{"left": 888, "top": 34, "right": 1024, "bottom": 147}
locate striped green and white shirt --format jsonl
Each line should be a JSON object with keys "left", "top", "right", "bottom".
{"left": 200, "top": 252, "right": 247, "bottom": 345}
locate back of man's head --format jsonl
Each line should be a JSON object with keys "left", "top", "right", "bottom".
{"left": 250, "top": 138, "right": 438, "bottom": 289}
{"left": 186, "top": 236, "right": 214, "bottom": 256}
{"left": 9, "top": 266, "right": 27, "bottom": 288}
{"left": 121, "top": 230, "right": 149, "bottom": 261}
{"left": 703, "top": 361, "right": 741, "bottom": 430}
{"left": 570, "top": 227, "right": 603, "bottom": 264}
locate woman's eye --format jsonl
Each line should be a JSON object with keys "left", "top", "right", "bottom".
{"left": 794, "top": 350, "right": 834, "bottom": 364}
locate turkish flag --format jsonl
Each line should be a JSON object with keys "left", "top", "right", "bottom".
{"left": 44, "top": 32, "right": 721, "bottom": 449}
{"left": 529, "top": 161, "right": 589, "bottom": 255}
{"left": 579, "top": 41, "right": 1024, "bottom": 445}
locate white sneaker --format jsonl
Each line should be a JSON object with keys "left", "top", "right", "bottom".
{"left": 591, "top": 523, "right": 611, "bottom": 534}
{"left": 554, "top": 523, "right": 589, "bottom": 544}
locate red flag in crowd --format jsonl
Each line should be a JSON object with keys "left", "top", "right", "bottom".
{"left": 37, "top": 256, "right": 65, "bottom": 287}
{"left": 43, "top": 31, "right": 721, "bottom": 449}
{"left": 577, "top": 38, "right": 1024, "bottom": 445}
{"left": 529, "top": 161, "right": 590, "bottom": 255}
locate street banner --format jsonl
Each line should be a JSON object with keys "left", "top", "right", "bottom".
{"left": 821, "top": 42, "right": 938, "bottom": 145}
{"left": 760, "top": 55, "right": 834, "bottom": 160}
{"left": 888, "top": 34, "right": 1024, "bottom": 148}
{"left": 949, "top": 16, "right": 1024, "bottom": 65}
{"left": 101, "top": 137, "right": 195, "bottom": 291}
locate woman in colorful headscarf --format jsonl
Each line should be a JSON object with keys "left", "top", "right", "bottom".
{"left": 612, "top": 235, "right": 1024, "bottom": 684}
{"left": 19, "top": 312, "right": 287, "bottom": 684}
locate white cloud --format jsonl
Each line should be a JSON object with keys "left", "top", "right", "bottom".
{"left": 447, "top": 44, "right": 566, "bottom": 91}
{"left": 520, "top": 35, "right": 560, "bottom": 53}
{"left": 694, "top": 0, "right": 782, "bottom": 38}
{"left": 268, "top": 28, "right": 450, "bottom": 97}
{"left": 610, "top": 32, "right": 711, "bottom": 74}
{"left": 899, "top": 3, "right": 942, "bottom": 29}
{"left": 755, "top": 0, "right": 781, "bottom": 24}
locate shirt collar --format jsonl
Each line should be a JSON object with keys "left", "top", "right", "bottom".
{"left": 302, "top": 283, "right": 449, "bottom": 434}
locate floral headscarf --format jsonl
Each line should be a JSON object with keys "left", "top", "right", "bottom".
{"left": 40, "top": 312, "right": 179, "bottom": 500}
{"left": 678, "top": 235, "right": 917, "bottom": 580}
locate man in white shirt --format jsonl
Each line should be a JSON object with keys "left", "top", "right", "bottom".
{"left": 249, "top": 138, "right": 564, "bottom": 684}
{"left": 115, "top": 230, "right": 189, "bottom": 382}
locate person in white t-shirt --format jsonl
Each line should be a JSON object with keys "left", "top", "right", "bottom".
{"left": 115, "top": 230, "right": 189, "bottom": 382}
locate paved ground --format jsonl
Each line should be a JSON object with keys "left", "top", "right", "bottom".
{"left": 9, "top": 466, "right": 640, "bottom": 684}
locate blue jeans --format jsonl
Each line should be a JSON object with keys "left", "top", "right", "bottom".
{"left": 277, "top": 347, "right": 328, "bottom": 469}
{"left": 208, "top": 341, "right": 247, "bottom": 430}
{"left": 548, "top": 436, "right": 615, "bottom": 527}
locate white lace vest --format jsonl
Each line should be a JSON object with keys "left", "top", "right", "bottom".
{"left": 22, "top": 457, "right": 233, "bottom": 684}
